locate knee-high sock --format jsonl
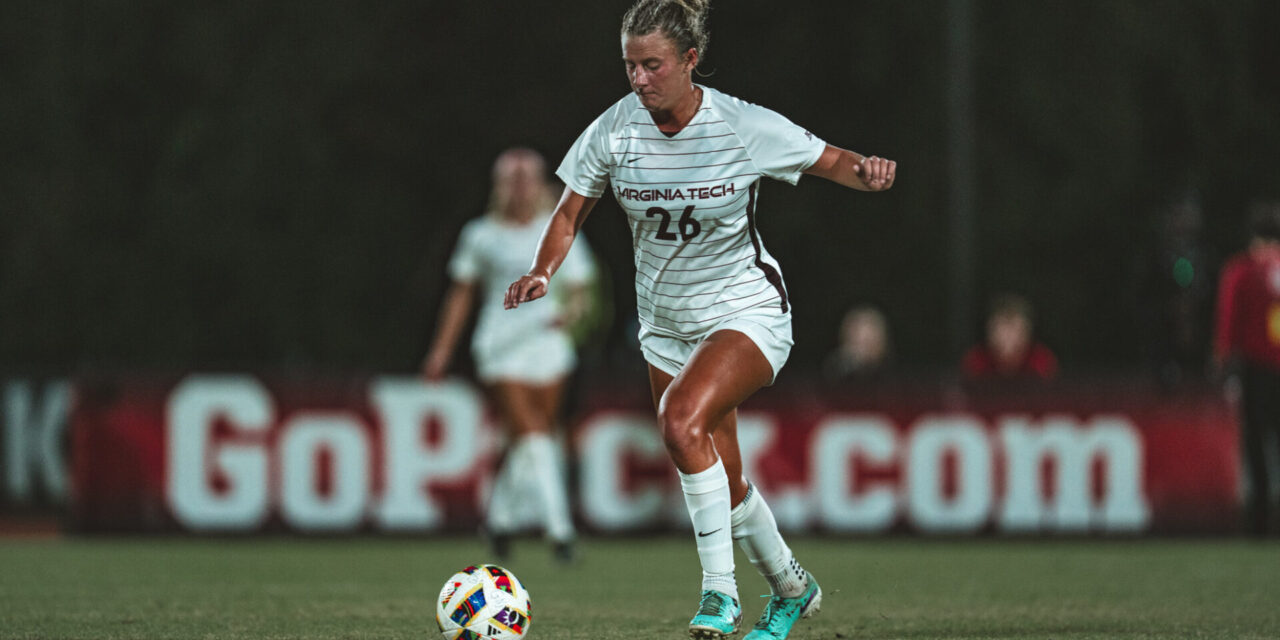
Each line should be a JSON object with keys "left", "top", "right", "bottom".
{"left": 486, "top": 441, "right": 524, "bottom": 534}
{"left": 522, "top": 432, "right": 576, "bottom": 543}
{"left": 679, "top": 458, "right": 738, "bottom": 601}
{"left": 730, "top": 482, "right": 808, "bottom": 598}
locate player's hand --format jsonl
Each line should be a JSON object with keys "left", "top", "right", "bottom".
{"left": 504, "top": 273, "right": 549, "bottom": 309}
{"left": 854, "top": 156, "right": 896, "bottom": 191}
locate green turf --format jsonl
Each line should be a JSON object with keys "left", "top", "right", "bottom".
{"left": 1, "top": 536, "right": 1278, "bottom": 639}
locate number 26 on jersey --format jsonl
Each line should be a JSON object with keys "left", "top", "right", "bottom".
{"left": 646, "top": 205, "right": 701, "bottom": 241}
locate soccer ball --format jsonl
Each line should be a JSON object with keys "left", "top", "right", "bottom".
{"left": 436, "top": 564, "right": 532, "bottom": 640}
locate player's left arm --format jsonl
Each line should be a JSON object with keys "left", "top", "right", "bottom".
{"left": 804, "top": 144, "right": 896, "bottom": 191}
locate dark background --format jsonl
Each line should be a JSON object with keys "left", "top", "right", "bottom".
{"left": 3, "top": 1, "right": 1277, "bottom": 378}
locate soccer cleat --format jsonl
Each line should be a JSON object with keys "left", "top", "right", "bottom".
{"left": 743, "top": 572, "right": 822, "bottom": 640}
{"left": 552, "top": 540, "right": 576, "bottom": 565}
{"left": 689, "top": 589, "right": 743, "bottom": 639}
{"left": 480, "top": 527, "right": 511, "bottom": 562}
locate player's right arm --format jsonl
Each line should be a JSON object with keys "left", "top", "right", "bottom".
{"left": 422, "top": 279, "right": 476, "bottom": 381}
{"left": 504, "top": 187, "right": 599, "bottom": 309}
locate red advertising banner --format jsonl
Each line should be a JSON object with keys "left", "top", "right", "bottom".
{"left": 67, "top": 374, "right": 1241, "bottom": 534}
{"left": 2, "top": 379, "right": 71, "bottom": 510}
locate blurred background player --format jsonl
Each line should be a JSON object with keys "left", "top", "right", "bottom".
{"left": 504, "top": 1, "right": 896, "bottom": 636}
{"left": 1213, "top": 201, "right": 1280, "bottom": 536}
{"left": 1130, "top": 192, "right": 1217, "bottom": 390}
{"left": 961, "top": 293, "right": 1058, "bottom": 383}
{"left": 422, "top": 147, "right": 596, "bottom": 562}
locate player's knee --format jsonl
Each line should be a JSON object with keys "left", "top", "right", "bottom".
{"left": 501, "top": 404, "right": 550, "bottom": 435}
{"left": 661, "top": 422, "right": 705, "bottom": 457}
{"left": 658, "top": 397, "right": 706, "bottom": 454}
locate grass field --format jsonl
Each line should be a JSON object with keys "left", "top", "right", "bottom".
{"left": 2, "top": 536, "right": 1279, "bottom": 639}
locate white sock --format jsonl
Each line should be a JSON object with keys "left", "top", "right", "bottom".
{"left": 523, "top": 432, "right": 576, "bottom": 543}
{"left": 679, "top": 458, "right": 738, "bottom": 602}
{"left": 486, "top": 441, "right": 523, "bottom": 533}
{"left": 730, "top": 482, "right": 808, "bottom": 598}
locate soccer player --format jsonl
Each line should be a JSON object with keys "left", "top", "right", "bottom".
{"left": 423, "top": 147, "right": 595, "bottom": 563}
{"left": 504, "top": 1, "right": 895, "bottom": 637}
{"left": 1213, "top": 202, "right": 1280, "bottom": 536}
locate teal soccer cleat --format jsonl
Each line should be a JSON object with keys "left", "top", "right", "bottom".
{"left": 743, "top": 572, "right": 822, "bottom": 640}
{"left": 689, "top": 590, "right": 743, "bottom": 639}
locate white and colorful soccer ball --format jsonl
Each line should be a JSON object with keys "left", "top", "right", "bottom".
{"left": 436, "top": 564, "right": 532, "bottom": 640}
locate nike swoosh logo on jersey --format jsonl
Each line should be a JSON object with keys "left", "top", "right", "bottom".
{"left": 626, "top": 156, "right": 642, "bottom": 163}
{"left": 696, "top": 528, "right": 722, "bottom": 537}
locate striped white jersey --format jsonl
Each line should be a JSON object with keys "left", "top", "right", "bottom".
{"left": 557, "top": 85, "right": 826, "bottom": 339}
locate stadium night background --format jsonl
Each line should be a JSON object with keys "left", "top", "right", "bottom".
{"left": 3, "top": 1, "right": 1280, "bottom": 639}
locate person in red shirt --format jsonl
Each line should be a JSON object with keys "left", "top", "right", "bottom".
{"left": 962, "top": 294, "right": 1058, "bottom": 382}
{"left": 1213, "top": 201, "right": 1280, "bottom": 535}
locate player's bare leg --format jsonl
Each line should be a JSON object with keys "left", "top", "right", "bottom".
{"left": 653, "top": 330, "right": 773, "bottom": 472}
{"left": 649, "top": 332, "right": 820, "bottom": 639}
{"left": 486, "top": 380, "right": 576, "bottom": 562}
{"left": 647, "top": 373, "right": 749, "bottom": 507}
{"left": 489, "top": 379, "right": 562, "bottom": 436}
{"left": 646, "top": 329, "right": 773, "bottom": 638}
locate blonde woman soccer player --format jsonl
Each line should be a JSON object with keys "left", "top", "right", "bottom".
{"left": 505, "top": 1, "right": 895, "bottom": 637}
{"left": 424, "top": 148, "right": 595, "bottom": 564}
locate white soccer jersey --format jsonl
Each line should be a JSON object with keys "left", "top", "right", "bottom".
{"left": 557, "top": 85, "right": 826, "bottom": 340}
{"left": 448, "top": 213, "right": 595, "bottom": 363}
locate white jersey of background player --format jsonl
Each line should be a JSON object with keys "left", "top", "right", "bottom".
{"left": 505, "top": 1, "right": 896, "bottom": 637}
{"left": 423, "top": 148, "right": 594, "bottom": 564}
{"left": 449, "top": 204, "right": 594, "bottom": 382}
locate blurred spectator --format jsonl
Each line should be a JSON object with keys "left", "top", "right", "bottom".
{"left": 823, "top": 306, "right": 893, "bottom": 383}
{"left": 1132, "top": 193, "right": 1217, "bottom": 388}
{"left": 1212, "top": 201, "right": 1280, "bottom": 536}
{"left": 962, "top": 294, "right": 1058, "bottom": 382}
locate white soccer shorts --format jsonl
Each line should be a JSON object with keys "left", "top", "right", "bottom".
{"left": 638, "top": 307, "right": 794, "bottom": 384}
